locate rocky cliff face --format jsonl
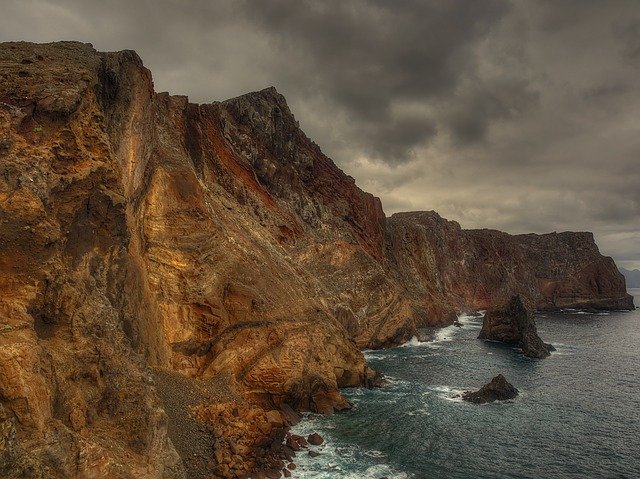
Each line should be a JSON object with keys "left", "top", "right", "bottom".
{"left": 387, "top": 211, "right": 634, "bottom": 317}
{"left": 0, "top": 41, "right": 633, "bottom": 478}
{"left": 0, "top": 41, "right": 371, "bottom": 478}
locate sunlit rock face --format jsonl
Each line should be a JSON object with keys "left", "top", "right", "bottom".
{"left": 0, "top": 41, "right": 368, "bottom": 478}
{"left": 0, "top": 41, "right": 632, "bottom": 478}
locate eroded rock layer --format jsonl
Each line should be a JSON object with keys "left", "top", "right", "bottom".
{"left": 0, "top": 41, "right": 633, "bottom": 478}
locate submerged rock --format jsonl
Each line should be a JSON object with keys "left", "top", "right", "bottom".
{"left": 459, "top": 375, "right": 519, "bottom": 404}
{"left": 479, "top": 295, "right": 553, "bottom": 358}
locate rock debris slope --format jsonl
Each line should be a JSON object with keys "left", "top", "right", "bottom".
{"left": 0, "top": 41, "right": 634, "bottom": 478}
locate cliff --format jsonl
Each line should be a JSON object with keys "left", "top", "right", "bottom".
{"left": 0, "top": 41, "right": 633, "bottom": 478}
{"left": 620, "top": 268, "right": 640, "bottom": 288}
{"left": 387, "top": 211, "right": 634, "bottom": 316}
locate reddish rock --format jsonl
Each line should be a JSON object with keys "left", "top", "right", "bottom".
{"left": 0, "top": 41, "right": 371, "bottom": 479}
{"left": 307, "top": 433, "right": 324, "bottom": 446}
{"left": 387, "top": 211, "right": 634, "bottom": 320}
{"left": 279, "top": 403, "right": 301, "bottom": 426}
{"left": 285, "top": 435, "right": 302, "bottom": 452}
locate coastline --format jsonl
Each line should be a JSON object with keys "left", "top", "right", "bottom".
{"left": 285, "top": 300, "right": 639, "bottom": 478}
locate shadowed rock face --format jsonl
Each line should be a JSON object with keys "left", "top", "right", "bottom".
{"left": 387, "top": 211, "right": 634, "bottom": 317}
{"left": 479, "top": 295, "right": 552, "bottom": 359}
{"left": 459, "top": 375, "right": 519, "bottom": 404}
{"left": 0, "top": 41, "right": 633, "bottom": 478}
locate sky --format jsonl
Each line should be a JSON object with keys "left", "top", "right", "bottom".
{"left": 1, "top": 0, "right": 639, "bottom": 269}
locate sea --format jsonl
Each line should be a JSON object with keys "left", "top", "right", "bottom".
{"left": 291, "top": 289, "right": 640, "bottom": 479}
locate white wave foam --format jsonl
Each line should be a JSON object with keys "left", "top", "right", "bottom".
{"left": 294, "top": 462, "right": 411, "bottom": 479}
{"left": 400, "top": 336, "right": 430, "bottom": 347}
{"left": 433, "top": 326, "right": 456, "bottom": 342}
{"left": 406, "top": 408, "right": 431, "bottom": 417}
{"left": 457, "top": 311, "right": 485, "bottom": 323}
{"left": 363, "top": 351, "right": 395, "bottom": 360}
{"left": 557, "top": 309, "right": 610, "bottom": 316}
{"left": 546, "top": 342, "right": 577, "bottom": 357}
{"left": 290, "top": 432, "right": 411, "bottom": 479}
{"left": 382, "top": 376, "right": 414, "bottom": 390}
{"left": 399, "top": 331, "right": 451, "bottom": 348}
{"left": 397, "top": 311, "right": 485, "bottom": 349}
{"left": 426, "top": 385, "right": 466, "bottom": 402}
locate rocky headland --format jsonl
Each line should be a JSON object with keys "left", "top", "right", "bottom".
{"left": 0, "top": 41, "right": 634, "bottom": 478}
{"left": 620, "top": 267, "right": 640, "bottom": 288}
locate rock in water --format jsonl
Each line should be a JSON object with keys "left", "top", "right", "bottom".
{"left": 460, "top": 375, "right": 519, "bottom": 404}
{"left": 307, "top": 433, "right": 324, "bottom": 446}
{"left": 479, "top": 295, "right": 552, "bottom": 359}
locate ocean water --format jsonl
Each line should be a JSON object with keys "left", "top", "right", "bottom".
{"left": 291, "top": 289, "right": 640, "bottom": 479}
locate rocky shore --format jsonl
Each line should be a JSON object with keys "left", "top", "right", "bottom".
{"left": 0, "top": 41, "right": 634, "bottom": 478}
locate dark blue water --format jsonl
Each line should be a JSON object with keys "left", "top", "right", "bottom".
{"left": 292, "top": 289, "right": 640, "bottom": 478}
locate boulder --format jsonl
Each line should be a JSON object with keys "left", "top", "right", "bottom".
{"left": 459, "top": 375, "right": 519, "bottom": 404}
{"left": 285, "top": 435, "right": 302, "bottom": 452}
{"left": 307, "top": 433, "right": 324, "bottom": 446}
{"left": 479, "top": 295, "right": 552, "bottom": 358}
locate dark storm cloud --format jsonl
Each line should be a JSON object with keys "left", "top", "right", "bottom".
{"left": 613, "top": 17, "right": 640, "bottom": 62}
{"left": 447, "top": 77, "right": 540, "bottom": 145}
{"left": 239, "top": 0, "right": 516, "bottom": 160}
{"left": 1, "top": 0, "right": 639, "bottom": 268}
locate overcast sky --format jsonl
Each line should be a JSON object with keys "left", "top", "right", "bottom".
{"left": 2, "top": 0, "right": 639, "bottom": 268}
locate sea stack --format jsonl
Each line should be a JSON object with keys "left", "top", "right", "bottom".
{"left": 460, "top": 375, "right": 519, "bottom": 404}
{"left": 479, "top": 295, "right": 553, "bottom": 359}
